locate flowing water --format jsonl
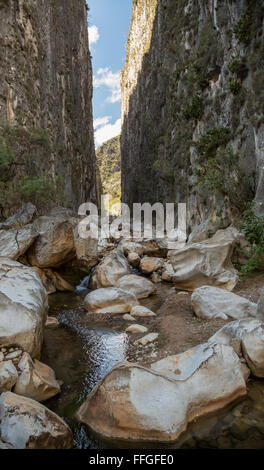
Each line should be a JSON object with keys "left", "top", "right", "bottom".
{"left": 41, "top": 275, "right": 264, "bottom": 449}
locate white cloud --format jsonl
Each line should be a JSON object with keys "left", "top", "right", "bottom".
{"left": 93, "top": 68, "right": 121, "bottom": 103}
{"left": 88, "top": 25, "right": 99, "bottom": 45}
{"left": 94, "top": 116, "right": 111, "bottom": 129}
{"left": 94, "top": 117, "right": 121, "bottom": 148}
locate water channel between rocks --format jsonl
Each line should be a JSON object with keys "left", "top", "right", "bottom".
{"left": 42, "top": 274, "right": 264, "bottom": 449}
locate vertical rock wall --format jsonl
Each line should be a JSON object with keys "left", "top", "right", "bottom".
{"left": 0, "top": 0, "right": 97, "bottom": 211}
{"left": 121, "top": 0, "right": 264, "bottom": 228}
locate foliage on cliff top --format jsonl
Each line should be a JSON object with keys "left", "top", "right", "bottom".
{"left": 96, "top": 135, "right": 121, "bottom": 203}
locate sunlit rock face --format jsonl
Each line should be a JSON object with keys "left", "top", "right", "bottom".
{"left": 0, "top": 0, "right": 97, "bottom": 211}
{"left": 121, "top": 0, "right": 264, "bottom": 228}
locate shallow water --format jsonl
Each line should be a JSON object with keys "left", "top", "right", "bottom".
{"left": 42, "top": 283, "right": 264, "bottom": 449}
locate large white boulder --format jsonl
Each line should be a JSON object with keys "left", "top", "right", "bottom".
{"left": 90, "top": 250, "right": 131, "bottom": 289}
{"left": 0, "top": 360, "right": 18, "bottom": 392}
{"left": 14, "top": 353, "right": 61, "bottom": 402}
{"left": 76, "top": 343, "right": 248, "bottom": 443}
{"left": 84, "top": 287, "right": 139, "bottom": 314}
{"left": 191, "top": 286, "right": 257, "bottom": 321}
{"left": 162, "top": 229, "right": 239, "bottom": 291}
{"left": 27, "top": 215, "right": 78, "bottom": 268}
{"left": 116, "top": 274, "right": 157, "bottom": 299}
{"left": 0, "top": 258, "right": 48, "bottom": 358}
{"left": 0, "top": 392, "right": 72, "bottom": 449}
{"left": 209, "top": 318, "right": 264, "bottom": 378}
{"left": 0, "top": 224, "right": 38, "bottom": 260}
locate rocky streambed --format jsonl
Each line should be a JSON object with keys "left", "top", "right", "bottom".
{"left": 41, "top": 280, "right": 264, "bottom": 449}
{"left": 1, "top": 205, "right": 264, "bottom": 449}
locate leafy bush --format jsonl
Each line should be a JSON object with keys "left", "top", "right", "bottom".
{"left": 183, "top": 95, "right": 204, "bottom": 120}
{"left": 239, "top": 204, "right": 264, "bottom": 274}
{"left": 195, "top": 128, "right": 231, "bottom": 159}
{"left": 229, "top": 79, "right": 242, "bottom": 95}
{"left": 229, "top": 57, "right": 248, "bottom": 80}
{"left": 234, "top": 8, "right": 253, "bottom": 45}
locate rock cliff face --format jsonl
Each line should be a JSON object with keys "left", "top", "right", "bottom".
{"left": 121, "top": 0, "right": 264, "bottom": 229}
{"left": 0, "top": 0, "right": 97, "bottom": 212}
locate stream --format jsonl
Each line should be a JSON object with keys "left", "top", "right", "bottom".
{"left": 41, "top": 274, "right": 264, "bottom": 449}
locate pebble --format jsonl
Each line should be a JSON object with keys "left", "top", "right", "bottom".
{"left": 5, "top": 350, "right": 23, "bottom": 360}
{"left": 134, "top": 333, "right": 159, "bottom": 346}
{"left": 0, "top": 352, "right": 4, "bottom": 362}
{"left": 126, "top": 324, "right": 148, "bottom": 334}
{"left": 123, "top": 314, "right": 136, "bottom": 322}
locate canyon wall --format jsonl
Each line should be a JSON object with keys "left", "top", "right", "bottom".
{"left": 121, "top": 0, "right": 264, "bottom": 229}
{"left": 0, "top": 0, "right": 97, "bottom": 213}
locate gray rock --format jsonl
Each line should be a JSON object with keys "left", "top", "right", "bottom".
{"left": 0, "top": 361, "right": 18, "bottom": 392}
{"left": 0, "top": 203, "right": 37, "bottom": 230}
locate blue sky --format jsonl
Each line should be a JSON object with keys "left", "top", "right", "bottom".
{"left": 87, "top": 0, "right": 132, "bottom": 147}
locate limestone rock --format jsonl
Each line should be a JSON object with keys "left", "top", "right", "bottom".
{"left": 0, "top": 392, "right": 73, "bottom": 449}
{"left": 140, "top": 257, "right": 164, "bottom": 274}
{"left": 116, "top": 274, "right": 157, "bottom": 299}
{"left": 0, "top": 224, "right": 38, "bottom": 260}
{"left": 209, "top": 318, "right": 264, "bottom": 378}
{"left": 151, "top": 272, "right": 162, "bottom": 283}
{"left": 0, "top": 258, "right": 48, "bottom": 358}
{"left": 123, "top": 314, "right": 136, "bottom": 322}
{"left": 0, "top": 361, "right": 18, "bottom": 392}
{"left": 126, "top": 324, "right": 148, "bottom": 334}
{"left": 73, "top": 226, "right": 99, "bottom": 269}
{"left": 45, "top": 317, "right": 59, "bottom": 329}
{"left": 119, "top": 239, "right": 168, "bottom": 258}
{"left": 32, "top": 267, "right": 74, "bottom": 295}
{"left": 135, "top": 333, "right": 159, "bottom": 346}
{"left": 163, "top": 230, "right": 239, "bottom": 291}
{"left": 84, "top": 287, "right": 139, "bottom": 314}
{"left": 14, "top": 353, "right": 61, "bottom": 402}
{"left": 191, "top": 286, "right": 257, "bottom": 321}
{"left": 131, "top": 305, "right": 156, "bottom": 317}
{"left": 127, "top": 252, "right": 141, "bottom": 268}
{"left": 27, "top": 215, "right": 78, "bottom": 268}
{"left": 76, "top": 343, "right": 247, "bottom": 443}
{"left": 90, "top": 250, "right": 131, "bottom": 289}
{"left": 0, "top": 203, "right": 37, "bottom": 230}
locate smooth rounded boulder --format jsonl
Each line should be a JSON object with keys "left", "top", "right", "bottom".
{"left": 116, "top": 274, "right": 157, "bottom": 299}
{"left": 84, "top": 287, "right": 139, "bottom": 314}
{"left": 14, "top": 353, "right": 61, "bottom": 402}
{"left": 76, "top": 343, "right": 248, "bottom": 443}
{"left": 90, "top": 250, "right": 131, "bottom": 289}
{"left": 209, "top": 318, "right": 264, "bottom": 377}
{"left": 0, "top": 258, "right": 48, "bottom": 358}
{"left": 191, "top": 286, "right": 257, "bottom": 320}
{"left": 0, "top": 392, "right": 73, "bottom": 449}
{"left": 162, "top": 229, "right": 239, "bottom": 291}
{"left": 27, "top": 215, "right": 78, "bottom": 268}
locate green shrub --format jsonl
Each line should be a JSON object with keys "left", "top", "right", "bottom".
{"left": 183, "top": 95, "right": 204, "bottom": 120}
{"left": 234, "top": 8, "right": 252, "bottom": 44}
{"left": 229, "top": 57, "right": 248, "bottom": 80}
{"left": 195, "top": 128, "right": 231, "bottom": 159}
{"left": 0, "top": 139, "right": 15, "bottom": 182}
{"left": 239, "top": 204, "right": 264, "bottom": 274}
{"left": 229, "top": 79, "right": 242, "bottom": 95}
